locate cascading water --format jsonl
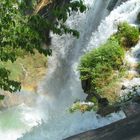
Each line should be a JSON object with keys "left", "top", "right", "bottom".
{"left": 0, "top": 0, "right": 140, "bottom": 140}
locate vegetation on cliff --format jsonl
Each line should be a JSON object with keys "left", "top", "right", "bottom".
{"left": 113, "top": 22, "right": 139, "bottom": 48}
{"left": 79, "top": 38, "right": 125, "bottom": 94}
{"left": 70, "top": 22, "right": 140, "bottom": 114}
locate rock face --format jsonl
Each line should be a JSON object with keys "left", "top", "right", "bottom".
{"left": 64, "top": 112, "right": 140, "bottom": 140}
{"left": 0, "top": 91, "right": 37, "bottom": 109}
{"left": 0, "top": 52, "right": 47, "bottom": 109}
{"left": 97, "top": 106, "right": 120, "bottom": 117}
{"left": 107, "top": 0, "right": 129, "bottom": 11}
{"left": 122, "top": 96, "right": 140, "bottom": 117}
{"left": 81, "top": 79, "right": 91, "bottom": 93}
{"left": 122, "top": 102, "right": 140, "bottom": 117}
{"left": 107, "top": 0, "right": 119, "bottom": 11}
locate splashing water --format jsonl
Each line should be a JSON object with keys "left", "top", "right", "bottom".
{"left": 0, "top": 0, "right": 140, "bottom": 140}
{"left": 0, "top": 103, "right": 43, "bottom": 140}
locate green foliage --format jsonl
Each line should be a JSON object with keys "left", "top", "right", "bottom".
{"left": 79, "top": 39, "right": 125, "bottom": 93}
{"left": 79, "top": 22, "right": 139, "bottom": 96}
{"left": 19, "top": 0, "right": 37, "bottom": 14}
{"left": 21, "top": 0, "right": 86, "bottom": 40}
{"left": 0, "top": 0, "right": 47, "bottom": 92}
{"left": 0, "top": 67, "right": 21, "bottom": 92}
{"left": 0, "top": 0, "right": 86, "bottom": 93}
{"left": 76, "top": 22, "right": 140, "bottom": 113}
{"left": 53, "top": 0, "right": 86, "bottom": 22}
{"left": 0, "top": 0, "right": 50, "bottom": 57}
{"left": 80, "top": 39, "right": 124, "bottom": 70}
{"left": 115, "top": 22, "right": 139, "bottom": 48}
{"left": 0, "top": 95, "right": 5, "bottom": 100}
{"left": 51, "top": 0, "right": 86, "bottom": 38}
{"left": 46, "top": 0, "right": 86, "bottom": 38}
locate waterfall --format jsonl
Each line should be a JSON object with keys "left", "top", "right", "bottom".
{"left": 0, "top": 0, "right": 140, "bottom": 140}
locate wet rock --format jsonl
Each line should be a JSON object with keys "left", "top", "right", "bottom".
{"left": 136, "top": 88, "right": 140, "bottom": 95}
{"left": 81, "top": 79, "right": 91, "bottom": 93}
{"left": 97, "top": 105, "right": 120, "bottom": 117}
{"left": 98, "top": 98, "right": 109, "bottom": 107}
{"left": 132, "top": 96, "right": 140, "bottom": 103}
{"left": 121, "top": 85, "right": 127, "bottom": 90}
{"left": 107, "top": 0, "right": 118, "bottom": 11}
{"left": 86, "top": 93, "right": 95, "bottom": 101}
{"left": 123, "top": 102, "right": 140, "bottom": 117}
{"left": 137, "top": 12, "right": 140, "bottom": 23}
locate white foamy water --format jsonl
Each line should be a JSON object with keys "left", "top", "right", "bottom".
{"left": 0, "top": 104, "right": 42, "bottom": 140}
{"left": 0, "top": 0, "right": 140, "bottom": 140}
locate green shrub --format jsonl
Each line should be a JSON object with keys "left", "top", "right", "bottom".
{"left": 79, "top": 39, "right": 125, "bottom": 94}
{"left": 79, "top": 39, "right": 124, "bottom": 78}
{"left": 0, "top": 0, "right": 86, "bottom": 93}
{"left": 116, "top": 22, "right": 139, "bottom": 48}
{"left": 90, "top": 64, "right": 114, "bottom": 92}
{"left": 77, "top": 22, "right": 139, "bottom": 112}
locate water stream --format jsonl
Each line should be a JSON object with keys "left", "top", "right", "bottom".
{"left": 0, "top": 0, "right": 140, "bottom": 140}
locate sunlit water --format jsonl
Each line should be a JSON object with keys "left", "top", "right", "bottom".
{"left": 0, "top": 0, "right": 140, "bottom": 140}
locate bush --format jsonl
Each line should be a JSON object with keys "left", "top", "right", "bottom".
{"left": 0, "top": 0, "right": 86, "bottom": 93}
{"left": 77, "top": 22, "right": 139, "bottom": 112}
{"left": 79, "top": 39, "right": 125, "bottom": 94}
{"left": 116, "top": 22, "right": 139, "bottom": 48}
